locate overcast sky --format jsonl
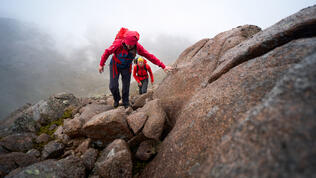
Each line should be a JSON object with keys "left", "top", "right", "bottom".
{"left": 1, "top": 0, "right": 315, "bottom": 46}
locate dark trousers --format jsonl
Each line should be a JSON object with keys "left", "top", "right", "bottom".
{"left": 109, "top": 63, "right": 131, "bottom": 105}
{"left": 138, "top": 78, "right": 148, "bottom": 95}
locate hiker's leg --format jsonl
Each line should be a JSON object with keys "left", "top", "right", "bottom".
{"left": 138, "top": 82, "right": 142, "bottom": 95}
{"left": 141, "top": 78, "right": 148, "bottom": 94}
{"left": 121, "top": 68, "right": 131, "bottom": 106}
{"left": 109, "top": 63, "right": 121, "bottom": 103}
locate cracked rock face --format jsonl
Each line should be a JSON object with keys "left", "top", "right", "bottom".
{"left": 142, "top": 5, "right": 316, "bottom": 178}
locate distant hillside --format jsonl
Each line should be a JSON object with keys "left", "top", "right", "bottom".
{"left": 0, "top": 18, "right": 106, "bottom": 120}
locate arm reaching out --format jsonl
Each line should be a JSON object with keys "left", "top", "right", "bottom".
{"left": 98, "top": 39, "right": 121, "bottom": 73}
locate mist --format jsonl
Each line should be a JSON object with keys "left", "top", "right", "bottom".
{"left": 0, "top": 17, "right": 192, "bottom": 120}
{"left": 1, "top": 0, "right": 313, "bottom": 120}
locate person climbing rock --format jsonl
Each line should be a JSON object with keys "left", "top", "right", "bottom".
{"left": 133, "top": 57, "right": 153, "bottom": 95}
{"left": 99, "top": 27, "right": 173, "bottom": 108}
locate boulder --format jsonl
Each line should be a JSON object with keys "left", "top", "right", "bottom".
{"left": 141, "top": 99, "right": 167, "bottom": 140}
{"left": 9, "top": 114, "right": 40, "bottom": 134}
{"left": 63, "top": 117, "right": 83, "bottom": 137}
{"left": 0, "top": 93, "right": 79, "bottom": 137}
{"left": 81, "top": 148, "right": 98, "bottom": 171}
{"left": 75, "top": 138, "right": 91, "bottom": 156}
{"left": 136, "top": 140, "right": 158, "bottom": 161}
{"left": 125, "top": 106, "right": 133, "bottom": 115}
{"left": 67, "top": 137, "right": 87, "bottom": 151}
{"left": 197, "top": 51, "right": 316, "bottom": 177}
{"left": 0, "top": 133, "right": 36, "bottom": 152}
{"left": 78, "top": 103, "right": 114, "bottom": 123}
{"left": 132, "top": 90, "right": 153, "bottom": 109}
{"left": 63, "top": 103, "right": 113, "bottom": 137}
{"left": 26, "top": 149, "right": 41, "bottom": 158}
{"left": 41, "top": 140, "right": 65, "bottom": 159}
{"left": 141, "top": 6, "right": 316, "bottom": 178}
{"left": 154, "top": 25, "right": 261, "bottom": 126}
{"left": 36, "top": 133, "right": 51, "bottom": 144}
{"left": 127, "top": 133, "right": 148, "bottom": 152}
{"left": 0, "top": 103, "right": 32, "bottom": 132}
{"left": 6, "top": 155, "right": 85, "bottom": 178}
{"left": 30, "top": 92, "right": 79, "bottom": 125}
{"left": 95, "top": 139, "right": 132, "bottom": 178}
{"left": 208, "top": 5, "right": 316, "bottom": 84}
{"left": 0, "top": 152, "right": 38, "bottom": 177}
{"left": 82, "top": 107, "right": 133, "bottom": 144}
{"left": 53, "top": 125, "right": 70, "bottom": 144}
{"left": 126, "top": 111, "right": 148, "bottom": 134}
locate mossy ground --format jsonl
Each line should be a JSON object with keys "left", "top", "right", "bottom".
{"left": 34, "top": 109, "right": 73, "bottom": 150}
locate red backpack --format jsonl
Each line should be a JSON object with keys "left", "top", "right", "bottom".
{"left": 115, "top": 27, "right": 140, "bottom": 40}
{"left": 115, "top": 27, "right": 128, "bottom": 40}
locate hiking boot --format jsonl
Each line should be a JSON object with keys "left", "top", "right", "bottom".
{"left": 123, "top": 103, "right": 130, "bottom": 109}
{"left": 113, "top": 101, "right": 119, "bottom": 108}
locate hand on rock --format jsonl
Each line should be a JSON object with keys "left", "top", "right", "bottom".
{"left": 99, "top": 65, "right": 104, "bottom": 74}
{"left": 164, "top": 66, "right": 173, "bottom": 73}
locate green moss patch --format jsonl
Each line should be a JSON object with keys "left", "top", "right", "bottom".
{"left": 37, "top": 108, "right": 73, "bottom": 137}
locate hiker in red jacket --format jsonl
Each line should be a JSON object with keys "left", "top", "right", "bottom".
{"left": 133, "top": 57, "right": 153, "bottom": 95}
{"left": 99, "top": 28, "right": 172, "bottom": 108}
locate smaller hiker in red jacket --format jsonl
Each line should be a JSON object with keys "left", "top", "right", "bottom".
{"left": 133, "top": 57, "right": 153, "bottom": 94}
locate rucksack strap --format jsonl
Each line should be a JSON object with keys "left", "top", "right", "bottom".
{"left": 136, "top": 64, "right": 148, "bottom": 77}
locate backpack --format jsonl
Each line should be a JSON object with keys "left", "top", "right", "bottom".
{"left": 115, "top": 27, "right": 140, "bottom": 41}
{"left": 113, "top": 28, "right": 137, "bottom": 69}
{"left": 136, "top": 64, "right": 148, "bottom": 74}
{"left": 115, "top": 27, "right": 129, "bottom": 40}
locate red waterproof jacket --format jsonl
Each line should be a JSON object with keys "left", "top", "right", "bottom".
{"left": 100, "top": 39, "right": 166, "bottom": 77}
{"left": 133, "top": 60, "right": 154, "bottom": 84}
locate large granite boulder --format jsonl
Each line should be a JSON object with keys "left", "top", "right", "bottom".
{"left": 82, "top": 107, "right": 133, "bottom": 145}
{"left": 154, "top": 25, "right": 261, "bottom": 126}
{"left": 196, "top": 45, "right": 316, "bottom": 178}
{"left": 63, "top": 103, "right": 113, "bottom": 137}
{"left": 141, "top": 6, "right": 316, "bottom": 178}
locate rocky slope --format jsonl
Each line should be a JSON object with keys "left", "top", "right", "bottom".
{"left": 0, "top": 5, "right": 315, "bottom": 178}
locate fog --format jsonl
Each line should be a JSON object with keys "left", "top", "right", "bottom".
{"left": 0, "top": 0, "right": 314, "bottom": 119}
{"left": 0, "top": 18, "right": 192, "bottom": 120}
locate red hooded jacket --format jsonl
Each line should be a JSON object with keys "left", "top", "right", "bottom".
{"left": 100, "top": 39, "right": 166, "bottom": 69}
{"left": 133, "top": 60, "right": 154, "bottom": 84}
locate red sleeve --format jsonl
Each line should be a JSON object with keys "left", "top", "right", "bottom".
{"left": 100, "top": 39, "right": 121, "bottom": 66}
{"left": 136, "top": 43, "right": 166, "bottom": 69}
{"left": 133, "top": 65, "right": 141, "bottom": 83}
{"left": 147, "top": 64, "right": 154, "bottom": 83}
